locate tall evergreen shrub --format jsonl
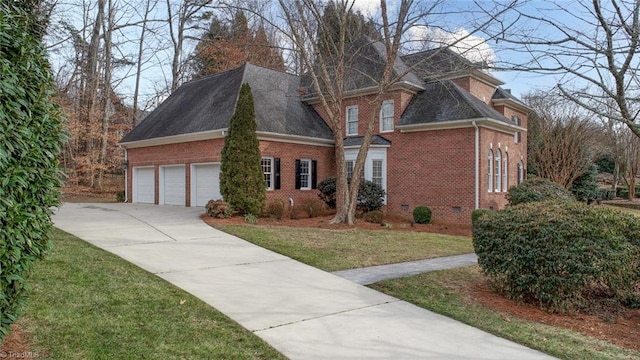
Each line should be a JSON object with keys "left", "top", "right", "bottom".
{"left": 220, "top": 83, "right": 266, "bottom": 215}
{"left": 0, "top": 3, "right": 64, "bottom": 340}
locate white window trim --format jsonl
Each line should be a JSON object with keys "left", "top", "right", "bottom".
{"left": 299, "top": 158, "right": 312, "bottom": 190}
{"left": 344, "top": 148, "right": 387, "bottom": 203}
{"left": 494, "top": 149, "right": 502, "bottom": 192}
{"left": 502, "top": 153, "right": 508, "bottom": 191}
{"left": 262, "top": 157, "right": 274, "bottom": 190}
{"left": 379, "top": 100, "right": 394, "bottom": 133}
{"left": 488, "top": 150, "right": 493, "bottom": 193}
{"left": 346, "top": 105, "right": 358, "bottom": 136}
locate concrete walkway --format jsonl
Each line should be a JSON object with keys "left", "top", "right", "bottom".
{"left": 53, "top": 203, "right": 554, "bottom": 360}
{"left": 332, "top": 254, "right": 478, "bottom": 285}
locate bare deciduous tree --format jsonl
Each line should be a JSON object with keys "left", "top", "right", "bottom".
{"left": 491, "top": 0, "right": 640, "bottom": 138}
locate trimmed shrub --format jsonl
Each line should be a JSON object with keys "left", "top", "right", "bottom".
{"left": 357, "top": 180, "right": 386, "bottom": 212}
{"left": 317, "top": 177, "right": 386, "bottom": 212}
{"left": 571, "top": 166, "right": 599, "bottom": 203}
{"left": 471, "top": 209, "right": 491, "bottom": 226}
{"left": 363, "top": 210, "right": 384, "bottom": 224}
{"left": 0, "top": 3, "right": 65, "bottom": 341}
{"left": 116, "top": 190, "right": 125, "bottom": 202}
{"left": 205, "top": 200, "right": 232, "bottom": 218}
{"left": 263, "top": 199, "right": 285, "bottom": 220}
{"left": 473, "top": 200, "right": 640, "bottom": 312}
{"left": 317, "top": 177, "right": 337, "bottom": 208}
{"left": 597, "top": 188, "right": 615, "bottom": 201}
{"left": 506, "top": 177, "right": 574, "bottom": 206}
{"left": 297, "top": 198, "right": 326, "bottom": 218}
{"left": 412, "top": 206, "right": 432, "bottom": 224}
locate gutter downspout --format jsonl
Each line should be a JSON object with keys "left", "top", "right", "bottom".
{"left": 472, "top": 121, "right": 479, "bottom": 209}
{"left": 124, "top": 148, "right": 128, "bottom": 202}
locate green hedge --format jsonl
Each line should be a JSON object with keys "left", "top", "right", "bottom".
{"left": 506, "top": 177, "right": 574, "bottom": 206}
{"left": 412, "top": 206, "right": 432, "bottom": 224}
{"left": 0, "top": 3, "right": 65, "bottom": 341}
{"left": 473, "top": 201, "right": 640, "bottom": 312}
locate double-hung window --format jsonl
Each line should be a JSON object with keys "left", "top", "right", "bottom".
{"left": 295, "top": 159, "right": 317, "bottom": 190}
{"left": 513, "top": 116, "right": 522, "bottom": 143}
{"left": 495, "top": 149, "right": 502, "bottom": 192}
{"left": 380, "top": 100, "right": 394, "bottom": 132}
{"left": 372, "top": 160, "right": 383, "bottom": 187}
{"left": 346, "top": 106, "right": 358, "bottom": 136}
{"left": 261, "top": 157, "right": 280, "bottom": 190}
{"left": 488, "top": 150, "right": 494, "bottom": 192}
{"left": 345, "top": 160, "right": 354, "bottom": 180}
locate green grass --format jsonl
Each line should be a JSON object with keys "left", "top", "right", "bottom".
{"left": 371, "top": 266, "right": 640, "bottom": 360}
{"left": 215, "top": 225, "right": 473, "bottom": 272}
{"left": 20, "top": 228, "right": 285, "bottom": 359}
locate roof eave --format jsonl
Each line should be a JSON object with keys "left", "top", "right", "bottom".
{"left": 492, "top": 98, "right": 532, "bottom": 113}
{"left": 302, "top": 81, "right": 425, "bottom": 104}
{"left": 118, "top": 129, "right": 227, "bottom": 149}
{"left": 256, "top": 131, "right": 335, "bottom": 147}
{"left": 397, "top": 117, "right": 527, "bottom": 134}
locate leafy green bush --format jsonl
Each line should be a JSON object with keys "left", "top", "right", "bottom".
{"left": 597, "top": 188, "right": 615, "bottom": 201}
{"left": 358, "top": 180, "right": 386, "bottom": 212}
{"left": 116, "top": 190, "right": 125, "bottom": 202}
{"left": 471, "top": 209, "right": 491, "bottom": 225}
{"left": 412, "top": 206, "right": 432, "bottom": 224}
{"left": 317, "top": 177, "right": 337, "bottom": 208}
{"left": 506, "top": 177, "right": 574, "bottom": 206}
{"left": 363, "top": 210, "right": 384, "bottom": 224}
{"left": 263, "top": 199, "right": 285, "bottom": 220}
{"left": 0, "top": 3, "right": 65, "bottom": 341}
{"left": 571, "top": 166, "right": 599, "bottom": 203}
{"left": 206, "top": 200, "right": 232, "bottom": 218}
{"left": 473, "top": 200, "right": 640, "bottom": 312}
{"left": 318, "top": 178, "right": 386, "bottom": 212}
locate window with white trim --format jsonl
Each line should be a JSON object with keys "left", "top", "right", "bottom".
{"left": 495, "top": 149, "right": 502, "bottom": 192}
{"left": 512, "top": 116, "right": 522, "bottom": 143}
{"left": 372, "top": 160, "right": 383, "bottom": 187}
{"left": 380, "top": 100, "right": 394, "bottom": 132}
{"left": 346, "top": 160, "right": 354, "bottom": 180}
{"left": 261, "top": 157, "right": 273, "bottom": 190}
{"left": 346, "top": 106, "right": 358, "bottom": 136}
{"left": 502, "top": 152, "right": 508, "bottom": 191}
{"left": 488, "top": 150, "right": 493, "bottom": 192}
{"left": 517, "top": 161, "right": 524, "bottom": 184}
{"left": 298, "top": 159, "right": 311, "bottom": 190}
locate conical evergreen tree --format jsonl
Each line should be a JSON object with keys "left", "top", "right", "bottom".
{"left": 220, "top": 82, "right": 266, "bottom": 215}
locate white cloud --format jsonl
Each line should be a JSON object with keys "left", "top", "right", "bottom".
{"left": 351, "top": 0, "right": 379, "bottom": 17}
{"left": 407, "top": 26, "right": 496, "bottom": 66}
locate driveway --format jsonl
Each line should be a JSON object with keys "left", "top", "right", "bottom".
{"left": 53, "top": 202, "right": 554, "bottom": 360}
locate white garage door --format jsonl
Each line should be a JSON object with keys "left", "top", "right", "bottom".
{"left": 133, "top": 167, "right": 154, "bottom": 204}
{"left": 161, "top": 165, "right": 186, "bottom": 205}
{"left": 192, "top": 164, "right": 221, "bottom": 207}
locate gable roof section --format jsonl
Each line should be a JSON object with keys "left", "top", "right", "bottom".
{"left": 120, "top": 63, "right": 333, "bottom": 146}
{"left": 492, "top": 87, "right": 531, "bottom": 113}
{"left": 399, "top": 80, "right": 511, "bottom": 126}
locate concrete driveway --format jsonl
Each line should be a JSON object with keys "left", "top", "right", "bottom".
{"left": 53, "top": 202, "right": 554, "bottom": 360}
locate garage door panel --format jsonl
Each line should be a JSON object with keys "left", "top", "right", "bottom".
{"left": 193, "top": 164, "right": 221, "bottom": 207}
{"left": 134, "top": 167, "right": 154, "bottom": 204}
{"left": 162, "top": 166, "right": 186, "bottom": 205}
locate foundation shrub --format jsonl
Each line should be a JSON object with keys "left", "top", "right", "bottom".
{"left": 473, "top": 200, "right": 640, "bottom": 312}
{"left": 206, "top": 200, "right": 232, "bottom": 218}
{"left": 263, "top": 199, "right": 285, "bottom": 220}
{"left": 317, "top": 178, "right": 386, "bottom": 212}
{"left": 471, "top": 209, "right": 491, "bottom": 226}
{"left": 412, "top": 206, "right": 432, "bottom": 224}
{"left": 317, "top": 177, "right": 337, "bottom": 208}
{"left": 506, "top": 177, "right": 575, "bottom": 206}
{"left": 363, "top": 210, "right": 384, "bottom": 224}
{"left": 297, "top": 198, "right": 326, "bottom": 218}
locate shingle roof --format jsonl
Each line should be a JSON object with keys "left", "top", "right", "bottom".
{"left": 121, "top": 63, "right": 333, "bottom": 144}
{"left": 399, "top": 80, "right": 511, "bottom": 126}
{"left": 493, "top": 87, "right": 528, "bottom": 107}
{"left": 343, "top": 135, "right": 391, "bottom": 147}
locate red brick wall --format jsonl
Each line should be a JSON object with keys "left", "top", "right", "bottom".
{"left": 126, "top": 138, "right": 334, "bottom": 207}
{"left": 452, "top": 77, "right": 496, "bottom": 105}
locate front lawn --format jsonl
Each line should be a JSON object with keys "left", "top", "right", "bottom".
{"left": 215, "top": 224, "right": 474, "bottom": 271}
{"left": 10, "top": 229, "right": 284, "bottom": 359}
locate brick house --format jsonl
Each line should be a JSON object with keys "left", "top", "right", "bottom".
{"left": 120, "top": 40, "right": 528, "bottom": 225}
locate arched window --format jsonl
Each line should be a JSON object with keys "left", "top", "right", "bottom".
{"left": 495, "top": 149, "right": 501, "bottom": 192}
{"left": 488, "top": 150, "right": 493, "bottom": 192}
{"left": 503, "top": 152, "right": 508, "bottom": 191}
{"left": 517, "top": 161, "right": 524, "bottom": 184}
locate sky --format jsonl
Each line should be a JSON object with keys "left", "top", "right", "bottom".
{"left": 46, "top": 0, "right": 588, "bottom": 108}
